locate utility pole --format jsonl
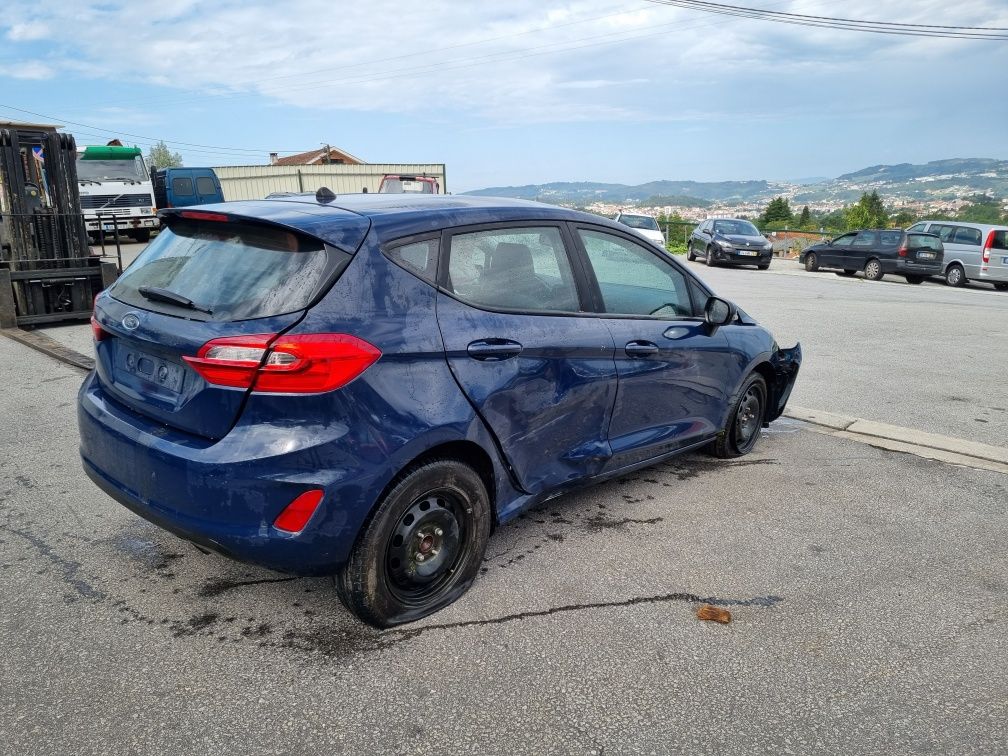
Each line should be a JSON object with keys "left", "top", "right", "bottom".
{"left": 321, "top": 143, "right": 331, "bottom": 164}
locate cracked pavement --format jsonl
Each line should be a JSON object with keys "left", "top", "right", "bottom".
{"left": 1, "top": 332, "right": 1006, "bottom": 755}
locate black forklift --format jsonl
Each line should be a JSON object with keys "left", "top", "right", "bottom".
{"left": 0, "top": 123, "right": 117, "bottom": 328}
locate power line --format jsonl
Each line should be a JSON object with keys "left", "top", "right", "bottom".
{"left": 639, "top": 0, "right": 1008, "bottom": 40}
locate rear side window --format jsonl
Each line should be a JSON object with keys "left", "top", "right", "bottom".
{"left": 171, "top": 177, "right": 193, "bottom": 196}
{"left": 384, "top": 238, "right": 438, "bottom": 283}
{"left": 446, "top": 227, "right": 579, "bottom": 312}
{"left": 952, "top": 227, "right": 982, "bottom": 246}
{"left": 110, "top": 219, "right": 343, "bottom": 320}
{"left": 195, "top": 176, "right": 216, "bottom": 195}
{"left": 851, "top": 232, "right": 878, "bottom": 248}
{"left": 907, "top": 234, "right": 942, "bottom": 251}
{"left": 879, "top": 231, "right": 902, "bottom": 246}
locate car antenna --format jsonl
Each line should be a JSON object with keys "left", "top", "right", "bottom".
{"left": 315, "top": 186, "right": 336, "bottom": 204}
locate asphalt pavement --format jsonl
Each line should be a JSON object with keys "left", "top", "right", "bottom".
{"left": 1, "top": 329, "right": 1005, "bottom": 755}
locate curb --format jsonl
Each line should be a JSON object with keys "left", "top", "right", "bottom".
{"left": 785, "top": 405, "right": 1008, "bottom": 474}
{"left": 0, "top": 327, "right": 94, "bottom": 371}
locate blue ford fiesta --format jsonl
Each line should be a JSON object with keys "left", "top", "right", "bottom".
{"left": 79, "top": 193, "right": 801, "bottom": 626}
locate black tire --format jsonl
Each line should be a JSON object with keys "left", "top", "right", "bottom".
{"left": 337, "top": 459, "right": 491, "bottom": 627}
{"left": 687, "top": 245, "right": 696, "bottom": 262}
{"left": 994, "top": 283, "right": 1008, "bottom": 292}
{"left": 757, "top": 263, "right": 770, "bottom": 270}
{"left": 864, "top": 258, "right": 884, "bottom": 281}
{"left": 709, "top": 373, "right": 768, "bottom": 459}
{"left": 705, "top": 247, "right": 716, "bottom": 267}
{"left": 905, "top": 275, "right": 924, "bottom": 285}
{"left": 836, "top": 269, "right": 856, "bottom": 277}
{"left": 130, "top": 229, "right": 151, "bottom": 243}
{"left": 804, "top": 252, "right": 819, "bottom": 272}
{"left": 944, "top": 264, "right": 965, "bottom": 287}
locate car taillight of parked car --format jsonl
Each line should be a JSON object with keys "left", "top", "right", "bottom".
{"left": 183, "top": 333, "right": 381, "bottom": 393}
{"left": 982, "top": 231, "right": 995, "bottom": 269}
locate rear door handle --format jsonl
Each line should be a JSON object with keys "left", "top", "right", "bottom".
{"left": 624, "top": 340, "right": 659, "bottom": 357}
{"left": 467, "top": 338, "right": 523, "bottom": 361}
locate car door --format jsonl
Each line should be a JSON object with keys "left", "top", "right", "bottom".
{"left": 819, "top": 233, "right": 855, "bottom": 268}
{"left": 435, "top": 223, "right": 618, "bottom": 495}
{"left": 570, "top": 224, "right": 740, "bottom": 469}
{"left": 950, "top": 225, "right": 983, "bottom": 279}
{"left": 847, "top": 231, "right": 879, "bottom": 270}
{"left": 689, "top": 221, "right": 707, "bottom": 256}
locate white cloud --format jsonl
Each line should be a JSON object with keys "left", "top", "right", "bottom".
{"left": 5, "top": 21, "right": 50, "bottom": 41}
{"left": 0, "top": 60, "right": 55, "bottom": 79}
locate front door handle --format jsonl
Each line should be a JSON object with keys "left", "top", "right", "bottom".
{"left": 467, "top": 338, "right": 523, "bottom": 361}
{"left": 624, "top": 340, "right": 659, "bottom": 357}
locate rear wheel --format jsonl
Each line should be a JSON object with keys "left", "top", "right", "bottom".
{"left": 804, "top": 252, "right": 819, "bottom": 272}
{"left": 945, "top": 263, "right": 965, "bottom": 287}
{"left": 337, "top": 460, "right": 491, "bottom": 627}
{"left": 709, "top": 373, "right": 767, "bottom": 459}
{"left": 905, "top": 275, "right": 924, "bottom": 285}
{"left": 864, "top": 258, "right": 884, "bottom": 281}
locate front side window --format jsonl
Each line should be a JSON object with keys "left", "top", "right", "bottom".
{"left": 578, "top": 228, "right": 692, "bottom": 318}
{"left": 930, "top": 224, "right": 955, "bottom": 242}
{"left": 833, "top": 233, "right": 857, "bottom": 246}
{"left": 445, "top": 227, "right": 579, "bottom": 312}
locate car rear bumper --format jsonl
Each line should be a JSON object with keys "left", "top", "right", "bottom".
{"left": 77, "top": 372, "right": 378, "bottom": 574}
{"left": 887, "top": 259, "right": 943, "bottom": 275}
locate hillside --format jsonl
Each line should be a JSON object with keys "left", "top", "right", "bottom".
{"left": 463, "top": 158, "right": 1008, "bottom": 206}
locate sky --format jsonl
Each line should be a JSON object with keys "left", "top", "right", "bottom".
{"left": 1, "top": 0, "right": 1007, "bottom": 192}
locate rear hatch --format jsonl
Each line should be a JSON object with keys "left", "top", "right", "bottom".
{"left": 905, "top": 233, "right": 943, "bottom": 265}
{"left": 92, "top": 207, "right": 369, "bottom": 439}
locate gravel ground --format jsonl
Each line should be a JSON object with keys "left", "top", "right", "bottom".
{"left": 1, "top": 334, "right": 1005, "bottom": 755}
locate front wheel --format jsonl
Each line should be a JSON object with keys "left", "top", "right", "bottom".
{"left": 804, "top": 252, "right": 819, "bottom": 272}
{"left": 705, "top": 247, "right": 716, "bottom": 266}
{"left": 687, "top": 244, "right": 696, "bottom": 262}
{"left": 337, "top": 459, "right": 491, "bottom": 627}
{"left": 709, "top": 373, "right": 768, "bottom": 459}
{"left": 864, "top": 258, "right": 884, "bottom": 281}
{"left": 757, "top": 262, "right": 770, "bottom": 270}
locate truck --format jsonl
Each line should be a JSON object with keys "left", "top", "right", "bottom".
{"left": 76, "top": 145, "right": 159, "bottom": 242}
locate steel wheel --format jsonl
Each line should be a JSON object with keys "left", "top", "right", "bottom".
{"left": 734, "top": 383, "right": 763, "bottom": 451}
{"left": 385, "top": 491, "right": 469, "bottom": 605}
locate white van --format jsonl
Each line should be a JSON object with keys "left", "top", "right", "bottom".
{"left": 907, "top": 220, "right": 1008, "bottom": 290}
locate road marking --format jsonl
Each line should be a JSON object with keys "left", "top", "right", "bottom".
{"left": 1, "top": 327, "right": 94, "bottom": 371}
{"left": 785, "top": 405, "right": 1008, "bottom": 475}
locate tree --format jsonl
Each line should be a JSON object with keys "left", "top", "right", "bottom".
{"left": 760, "top": 196, "right": 793, "bottom": 226}
{"left": 957, "top": 194, "right": 1006, "bottom": 224}
{"left": 845, "top": 190, "right": 888, "bottom": 230}
{"left": 797, "top": 205, "right": 812, "bottom": 228}
{"left": 146, "top": 140, "right": 183, "bottom": 170}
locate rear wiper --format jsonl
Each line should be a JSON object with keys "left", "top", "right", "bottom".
{"left": 137, "top": 285, "right": 213, "bottom": 315}
{"left": 79, "top": 179, "right": 102, "bottom": 185}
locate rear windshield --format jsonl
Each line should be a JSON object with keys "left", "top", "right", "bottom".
{"left": 907, "top": 233, "right": 942, "bottom": 251}
{"left": 618, "top": 214, "right": 660, "bottom": 231}
{"left": 110, "top": 219, "right": 339, "bottom": 321}
{"left": 990, "top": 230, "right": 1008, "bottom": 251}
{"left": 379, "top": 177, "right": 435, "bottom": 194}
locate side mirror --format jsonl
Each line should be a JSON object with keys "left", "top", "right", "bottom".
{"left": 702, "top": 228, "right": 712, "bottom": 236}
{"left": 704, "top": 296, "right": 737, "bottom": 334}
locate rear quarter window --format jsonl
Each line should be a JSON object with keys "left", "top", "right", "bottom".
{"left": 110, "top": 219, "right": 347, "bottom": 321}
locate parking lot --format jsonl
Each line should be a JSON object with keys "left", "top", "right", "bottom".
{"left": 2, "top": 257, "right": 1006, "bottom": 754}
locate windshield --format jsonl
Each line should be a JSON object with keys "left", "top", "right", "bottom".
{"left": 713, "top": 220, "right": 760, "bottom": 237}
{"left": 619, "top": 214, "right": 660, "bottom": 231}
{"left": 110, "top": 219, "right": 338, "bottom": 321}
{"left": 76, "top": 157, "right": 147, "bottom": 182}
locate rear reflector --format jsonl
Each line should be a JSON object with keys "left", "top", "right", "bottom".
{"left": 90, "top": 315, "right": 108, "bottom": 341}
{"left": 273, "top": 489, "right": 325, "bottom": 533}
{"left": 183, "top": 333, "right": 381, "bottom": 393}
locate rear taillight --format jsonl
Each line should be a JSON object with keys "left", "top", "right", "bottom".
{"left": 898, "top": 245, "right": 908, "bottom": 257}
{"left": 183, "top": 333, "right": 381, "bottom": 393}
{"left": 982, "top": 231, "right": 994, "bottom": 268}
{"left": 90, "top": 315, "right": 108, "bottom": 341}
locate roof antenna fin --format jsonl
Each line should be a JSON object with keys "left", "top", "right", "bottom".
{"left": 316, "top": 186, "right": 336, "bottom": 204}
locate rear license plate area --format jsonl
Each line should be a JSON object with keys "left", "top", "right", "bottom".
{"left": 917, "top": 251, "right": 935, "bottom": 260}
{"left": 115, "top": 347, "right": 185, "bottom": 394}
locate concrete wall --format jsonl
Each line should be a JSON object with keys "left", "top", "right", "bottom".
{"left": 212, "top": 164, "right": 446, "bottom": 201}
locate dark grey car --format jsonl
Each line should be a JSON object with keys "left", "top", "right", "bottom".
{"left": 688, "top": 218, "right": 773, "bottom": 269}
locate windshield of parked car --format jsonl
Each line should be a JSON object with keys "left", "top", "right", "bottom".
{"left": 379, "top": 177, "right": 435, "bottom": 194}
{"left": 618, "top": 214, "right": 660, "bottom": 231}
{"left": 76, "top": 157, "right": 147, "bottom": 182}
{"left": 713, "top": 220, "right": 760, "bottom": 237}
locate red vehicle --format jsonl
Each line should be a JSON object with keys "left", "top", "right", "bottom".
{"left": 378, "top": 174, "right": 440, "bottom": 194}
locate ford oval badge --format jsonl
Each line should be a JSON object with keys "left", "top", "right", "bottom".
{"left": 121, "top": 313, "right": 141, "bottom": 331}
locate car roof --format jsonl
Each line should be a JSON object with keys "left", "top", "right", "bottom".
{"left": 917, "top": 219, "right": 1008, "bottom": 231}
{"left": 185, "top": 193, "right": 629, "bottom": 246}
